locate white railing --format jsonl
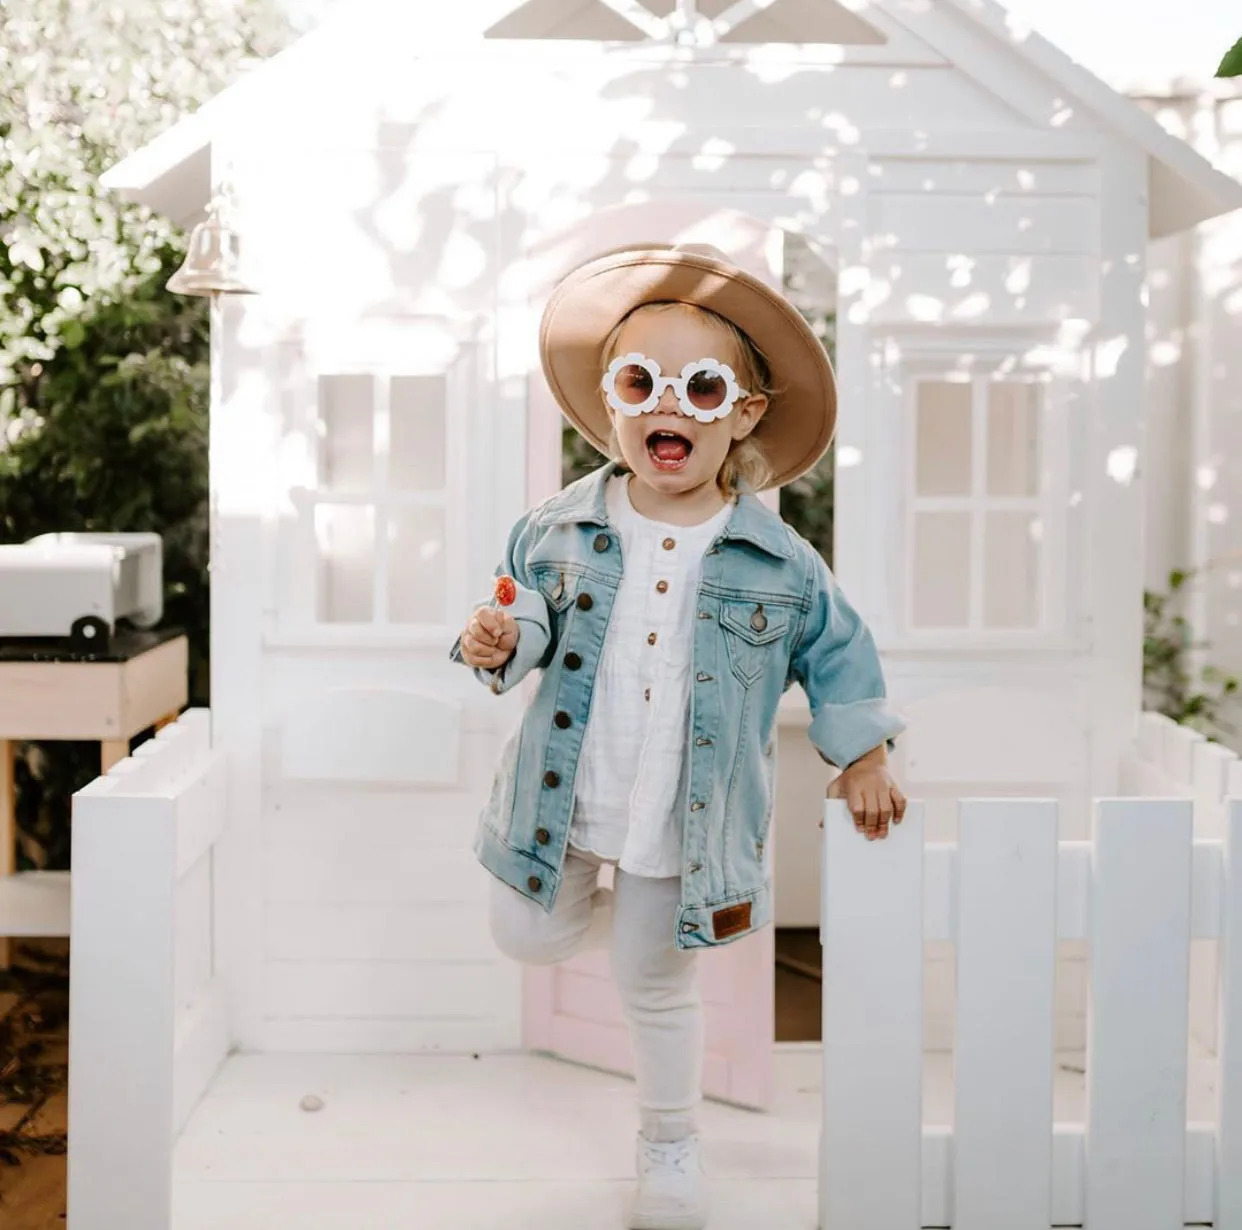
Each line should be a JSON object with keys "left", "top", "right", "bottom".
{"left": 1122, "top": 710, "right": 1242, "bottom": 834}
{"left": 67, "top": 709, "right": 229, "bottom": 1230}
{"left": 819, "top": 795, "right": 1242, "bottom": 1229}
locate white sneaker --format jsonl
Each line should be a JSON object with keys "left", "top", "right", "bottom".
{"left": 628, "top": 1133, "right": 708, "bottom": 1230}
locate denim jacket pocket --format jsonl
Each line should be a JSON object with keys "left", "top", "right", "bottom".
{"left": 532, "top": 566, "right": 574, "bottom": 613}
{"left": 719, "top": 600, "right": 790, "bottom": 687}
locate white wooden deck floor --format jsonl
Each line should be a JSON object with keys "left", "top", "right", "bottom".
{"left": 172, "top": 1044, "right": 1218, "bottom": 1229}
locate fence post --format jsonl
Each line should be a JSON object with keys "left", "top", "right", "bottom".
{"left": 1219, "top": 798, "right": 1242, "bottom": 1228}
{"left": 820, "top": 799, "right": 923, "bottom": 1229}
{"left": 68, "top": 790, "right": 177, "bottom": 1230}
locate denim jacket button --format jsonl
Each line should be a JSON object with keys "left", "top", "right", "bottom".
{"left": 535, "top": 828, "right": 550, "bottom": 845}
{"left": 563, "top": 652, "right": 582, "bottom": 670}
{"left": 751, "top": 607, "right": 768, "bottom": 632}
{"left": 576, "top": 592, "right": 593, "bottom": 611}
{"left": 690, "top": 800, "right": 705, "bottom": 812}
{"left": 554, "top": 711, "right": 571, "bottom": 729}
{"left": 527, "top": 876, "right": 542, "bottom": 892}
{"left": 593, "top": 533, "right": 610, "bottom": 552}
{"left": 543, "top": 771, "right": 560, "bottom": 788}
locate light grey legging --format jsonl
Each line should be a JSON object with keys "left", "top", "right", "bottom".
{"left": 489, "top": 848, "right": 703, "bottom": 1142}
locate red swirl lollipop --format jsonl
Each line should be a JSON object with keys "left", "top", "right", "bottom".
{"left": 493, "top": 575, "right": 517, "bottom": 608}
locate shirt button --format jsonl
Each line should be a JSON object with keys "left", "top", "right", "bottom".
{"left": 662, "top": 537, "right": 676, "bottom": 550}
{"left": 535, "top": 828, "right": 550, "bottom": 845}
{"left": 696, "top": 672, "right": 713, "bottom": 683}
{"left": 554, "top": 711, "right": 571, "bottom": 729}
{"left": 647, "top": 632, "right": 657, "bottom": 646}
{"left": 564, "top": 652, "right": 582, "bottom": 670}
{"left": 593, "top": 533, "right": 610, "bottom": 553}
{"left": 543, "top": 771, "right": 560, "bottom": 788}
{"left": 656, "top": 580, "right": 669, "bottom": 594}
{"left": 690, "top": 800, "right": 705, "bottom": 811}
{"left": 528, "top": 876, "right": 543, "bottom": 892}
{"left": 576, "top": 592, "right": 593, "bottom": 611}
{"left": 644, "top": 687, "right": 651, "bottom": 701}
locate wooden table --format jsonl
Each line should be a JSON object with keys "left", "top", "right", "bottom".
{"left": 0, "top": 629, "right": 189, "bottom": 966}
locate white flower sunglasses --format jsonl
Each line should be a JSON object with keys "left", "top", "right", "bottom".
{"left": 601, "top": 353, "right": 749, "bottom": 424}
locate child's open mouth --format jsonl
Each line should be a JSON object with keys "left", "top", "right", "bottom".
{"left": 646, "top": 429, "right": 694, "bottom": 471}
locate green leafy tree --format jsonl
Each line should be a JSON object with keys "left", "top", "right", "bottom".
{"left": 1218, "top": 38, "right": 1242, "bottom": 77}
{"left": 1144, "top": 567, "right": 1240, "bottom": 741}
{"left": 0, "top": 0, "right": 293, "bottom": 870}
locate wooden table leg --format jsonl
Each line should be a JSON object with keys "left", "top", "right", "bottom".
{"left": 101, "top": 740, "right": 129, "bottom": 774}
{"left": 1, "top": 740, "right": 15, "bottom": 969}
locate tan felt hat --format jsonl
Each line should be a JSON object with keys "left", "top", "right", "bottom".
{"left": 538, "top": 242, "right": 837, "bottom": 489}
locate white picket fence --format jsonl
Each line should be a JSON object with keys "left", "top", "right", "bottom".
{"left": 63, "top": 705, "right": 1242, "bottom": 1228}
{"left": 819, "top": 792, "right": 1242, "bottom": 1229}
{"left": 68, "top": 709, "right": 230, "bottom": 1230}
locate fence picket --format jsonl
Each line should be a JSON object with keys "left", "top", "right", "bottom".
{"left": 1220, "top": 799, "right": 1242, "bottom": 1229}
{"left": 820, "top": 799, "right": 923, "bottom": 1229}
{"left": 954, "top": 799, "right": 1057, "bottom": 1229}
{"left": 1084, "top": 798, "right": 1193, "bottom": 1230}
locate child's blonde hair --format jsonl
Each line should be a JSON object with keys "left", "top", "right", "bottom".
{"left": 599, "top": 301, "right": 777, "bottom": 497}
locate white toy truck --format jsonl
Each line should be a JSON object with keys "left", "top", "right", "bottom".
{"left": 0, "top": 532, "right": 163, "bottom": 650}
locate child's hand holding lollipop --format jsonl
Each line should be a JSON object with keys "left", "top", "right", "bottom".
{"left": 459, "top": 575, "right": 520, "bottom": 673}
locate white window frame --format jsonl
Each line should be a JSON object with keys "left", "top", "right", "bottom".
{"left": 265, "top": 316, "right": 479, "bottom": 648}
{"left": 889, "top": 338, "right": 1079, "bottom": 653}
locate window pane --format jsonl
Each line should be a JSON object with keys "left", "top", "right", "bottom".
{"left": 915, "top": 381, "right": 973, "bottom": 496}
{"left": 984, "top": 512, "right": 1040, "bottom": 627}
{"left": 987, "top": 381, "right": 1041, "bottom": 497}
{"left": 315, "top": 504, "right": 374, "bottom": 622}
{"left": 318, "top": 375, "right": 374, "bottom": 490}
{"left": 912, "top": 511, "right": 971, "bottom": 627}
{"left": 390, "top": 375, "right": 447, "bottom": 492}
{"left": 389, "top": 506, "right": 448, "bottom": 623}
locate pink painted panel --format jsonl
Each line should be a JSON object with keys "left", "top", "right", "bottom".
{"left": 520, "top": 195, "right": 791, "bottom": 1111}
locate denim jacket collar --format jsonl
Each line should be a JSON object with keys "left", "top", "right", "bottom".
{"left": 542, "top": 462, "right": 794, "bottom": 560}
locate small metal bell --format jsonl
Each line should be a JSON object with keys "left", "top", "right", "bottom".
{"left": 167, "top": 201, "right": 257, "bottom": 297}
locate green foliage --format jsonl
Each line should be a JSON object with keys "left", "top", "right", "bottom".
{"left": 1143, "top": 568, "right": 1240, "bottom": 740}
{"left": 0, "top": 0, "right": 293, "bottom": 870}
{"left": 1217, "top": 37, "right": 1242, "bottom": 78}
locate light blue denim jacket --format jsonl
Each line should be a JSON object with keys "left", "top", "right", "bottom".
{"left": 450, "top": 463, "right": 904, "bottom": 949}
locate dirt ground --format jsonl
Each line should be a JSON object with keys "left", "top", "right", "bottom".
{"left": 0, "top": 939, "right": 69, "bottom": 1229}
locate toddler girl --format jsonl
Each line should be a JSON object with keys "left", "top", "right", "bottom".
{"left": 452, "top": 242, "right": 905, "bottom": 1230}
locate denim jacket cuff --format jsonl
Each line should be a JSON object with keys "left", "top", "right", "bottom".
{"left": 808, "top": 698, "right": 906, "bottom": 769}
{"left": 449, "top": 583, "right": 551, "bottom": 696}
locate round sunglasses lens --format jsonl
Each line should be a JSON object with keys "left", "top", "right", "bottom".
{"left": 686, "top": 369, "right": 728, "bottom": 411}
{"left": 614, "top": 364, "right": 653, "bottom": 404}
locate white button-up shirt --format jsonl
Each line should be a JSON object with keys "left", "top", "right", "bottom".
{"left": 570, "top": 475, "right": 734, "bottom": 878}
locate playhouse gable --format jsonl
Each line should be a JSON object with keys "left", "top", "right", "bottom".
{"left": 102, "top": 0, "right": 1242, "bottom": 241}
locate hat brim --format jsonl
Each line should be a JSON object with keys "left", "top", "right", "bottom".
{"left": 538, "top": 245, "right": 836, "bottom": 489}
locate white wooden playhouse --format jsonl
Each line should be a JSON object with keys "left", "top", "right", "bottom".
{"left": 64, "top": 2, "right": 1242, "bottom": 1227}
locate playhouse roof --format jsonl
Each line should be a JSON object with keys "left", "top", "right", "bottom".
{"left": 102, "top": 0, "right": 1242, "bottom": 238}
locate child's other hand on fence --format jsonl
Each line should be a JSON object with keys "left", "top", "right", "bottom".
{"left": 460, "top": 606, "right": 519, "bottom": 671}
{"left": 824, "top": 746, "right": 907, "bottom": 841}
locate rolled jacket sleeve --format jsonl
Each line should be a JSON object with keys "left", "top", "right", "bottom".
{"left": 449, "top": 511, "right": 552, "bottom": 696}
{"left": 789, "top": 553, "right": 905, "bottom": 769}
